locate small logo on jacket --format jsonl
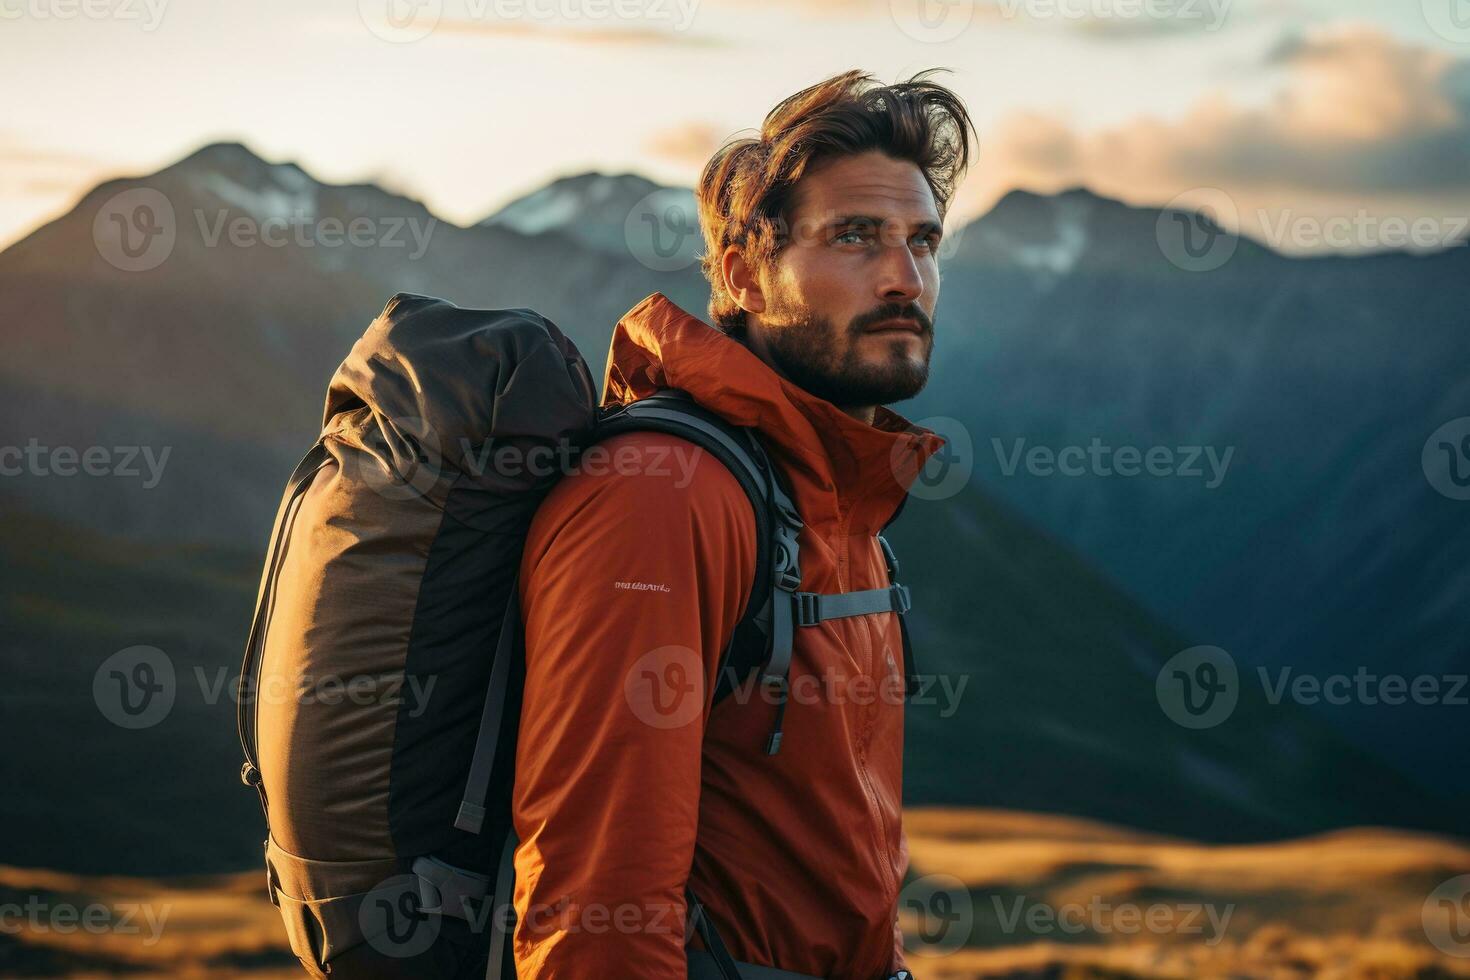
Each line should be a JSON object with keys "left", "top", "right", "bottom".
{"left": 614, "top": 580, "right": 672, "bottom": 593}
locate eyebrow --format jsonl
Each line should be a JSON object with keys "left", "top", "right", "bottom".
{"left": 828, "top": 214, "right": 944, "bottom": 237}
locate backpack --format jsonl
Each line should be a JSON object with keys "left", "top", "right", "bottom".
{"left": 236, "top": 293, "right": 919, "bottom": 980}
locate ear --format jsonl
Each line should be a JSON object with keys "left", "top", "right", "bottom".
{"left": 721, "top": 243, "right": 767, "bottom": 316}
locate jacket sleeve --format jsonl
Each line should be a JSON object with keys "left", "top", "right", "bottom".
{"left": 510, "top": 431, "right": 758, "bottom": 979}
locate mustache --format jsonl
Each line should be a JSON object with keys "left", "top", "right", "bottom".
{"left": 851, "top": 305, "right": 932, "bottom": 335}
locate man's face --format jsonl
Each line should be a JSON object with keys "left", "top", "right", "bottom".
{"left": 740, "top": 150, "right": 941, "bottom": 411}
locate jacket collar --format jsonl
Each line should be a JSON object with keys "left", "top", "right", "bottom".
{"left": 601, "top": 292, "right": 947, "bottom": 535}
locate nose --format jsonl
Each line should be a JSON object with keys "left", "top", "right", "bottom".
{"left": 874, "top": 236, "right": 925, "bottom": 309}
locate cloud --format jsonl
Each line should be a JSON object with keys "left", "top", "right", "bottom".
{"left": 997, "top": 0, "right": 1236, "bottom": 38}
{"left": 955, "top": 25, "right": 1470, "bottom": 248}
{"left": 315, "top": 8, "right": 723, "bottom": 46}
{"left": 0, "top": 133, "right": 115, "bottom": 198}
{"left": 428, "top": 16, "right": 725, "bottom": 46}
{"left": 0, "top": 135, "right": 110, "bottom": 174}
{"left": 713, "top": 0, "right": 1236, "bottom": 36}
{"left": 641, "top": 121, "right": 731, "bottom": 168}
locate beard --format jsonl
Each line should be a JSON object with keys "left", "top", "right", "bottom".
{"left": 758, "top": 294, "right": 933, "bottom": 410}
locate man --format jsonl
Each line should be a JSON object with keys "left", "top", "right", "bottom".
{"left": 509, "top": 68, "right": 974, "bottom": 978}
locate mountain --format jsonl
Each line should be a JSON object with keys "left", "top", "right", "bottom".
{"left": 0, "top": 142, "right": 712, "bottom": 544}
{"left": 481, "top": 171, "right": 699, "bottom": 262}
{"left": 907, "top": 187, "right": 1470, "bottom": 791}
{"left": 0, "top": 143, "right": 1464, "bottom": 876}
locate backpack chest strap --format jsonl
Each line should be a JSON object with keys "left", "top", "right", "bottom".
{"left": 791, "top": 583, "right": 911, "bottom": 626}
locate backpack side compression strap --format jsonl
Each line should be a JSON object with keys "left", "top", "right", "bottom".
{"left": 453, "top": 570, "right": 522, "bottom": 835}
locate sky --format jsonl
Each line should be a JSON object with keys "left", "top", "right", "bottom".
{"left": 2, "top": 0, "right": 1469, "bottom": 253}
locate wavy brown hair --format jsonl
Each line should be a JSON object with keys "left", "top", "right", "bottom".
{"left": 696, "top": 68, "right": 976, "bottom": 336}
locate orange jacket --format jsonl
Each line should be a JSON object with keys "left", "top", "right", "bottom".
{"left": 510, "top": 292, "right": 946, "bottom": 979}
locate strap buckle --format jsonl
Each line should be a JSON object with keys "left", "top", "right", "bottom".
{"left": 263, "top": 839, "right": 282, "bottom": 908}
{"left": 772, "top": 525, "right": 803, "bottom": 594}
{"left": 891, "top": 583, "right": 912, "bottom": 615}
{"left": 793, "top": 592, "right": 821, "bottom": 627}
{"left": 412, "top": 855, "right": 491, "bottom": 921}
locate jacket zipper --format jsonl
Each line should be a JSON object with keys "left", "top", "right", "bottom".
{"left": 835, "top": 504, "right": 900, "bottom": 917}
